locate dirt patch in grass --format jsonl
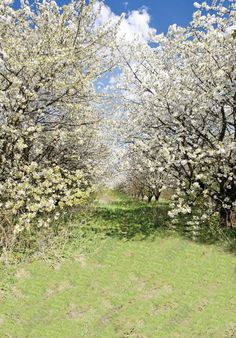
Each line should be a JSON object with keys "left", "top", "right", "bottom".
{"left": 16, "top": 268, "right": 31, "bottom": 280}
{"left": 66, "top": 304, "right": 84, "bottom": 320}
{"left": 44, "top": 281, "right": 73, "bottom": 299}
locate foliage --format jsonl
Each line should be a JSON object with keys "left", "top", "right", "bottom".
{"left": 0, "top": 164, "right": 93, "bottom": 250}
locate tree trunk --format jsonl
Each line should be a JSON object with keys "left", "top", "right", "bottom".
{"left": 154, "top": 191, "right": 161, "bottom": 201}
{"left": 147, "top": 195, "right": 152, "bottom": 203}
{"left": 219, "top": 208, "right": 236, "bottom": 228}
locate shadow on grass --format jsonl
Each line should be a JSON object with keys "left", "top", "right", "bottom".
{"left": 89, "top": 198, "right": 236, "bottom": 253}
{"left": 90, "top": 199, "right": 170, "bottom": 240}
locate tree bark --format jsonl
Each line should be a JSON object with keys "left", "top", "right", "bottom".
{"left": 219, "top": 208, "right": 236, "bottom": 228}
{"left": 154, "top": 191, "right": 161, "bottom": 201}
{"left": 147, "top": 195, "right": 152, "bottom": 203}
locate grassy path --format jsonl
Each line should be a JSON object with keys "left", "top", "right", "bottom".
{"left": 0, "top": 193, "right": 236, "bottom": 337}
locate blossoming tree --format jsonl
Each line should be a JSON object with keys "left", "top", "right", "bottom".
{"left": 119, "top": 0, "right": 236, "bottom": 228}
{"left": 0, "top": 0, "right": 116, "bottom": 244}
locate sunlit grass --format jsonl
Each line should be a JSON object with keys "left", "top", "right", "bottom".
{"left": 0, "top": 192, "right": 235, "bottom": 337}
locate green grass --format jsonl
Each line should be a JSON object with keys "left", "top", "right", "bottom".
{"left": 0, "top": 191, "right": 236, "bottom": 338}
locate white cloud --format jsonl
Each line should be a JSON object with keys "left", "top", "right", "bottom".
{"left": 94, "top": 1, "right": 156, "bottom": 43}
{"left": 94, "top": 1, "right": 114, "bottom": 27}
{"left": 119, "top": 8, "right": 156, "bottom": 42}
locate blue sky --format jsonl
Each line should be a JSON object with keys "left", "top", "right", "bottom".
{"left": 13, "top": 0, "right": 197, "bottom": 34}
{"left": 104, "top": 0, "right": 195, "bottom": 33}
